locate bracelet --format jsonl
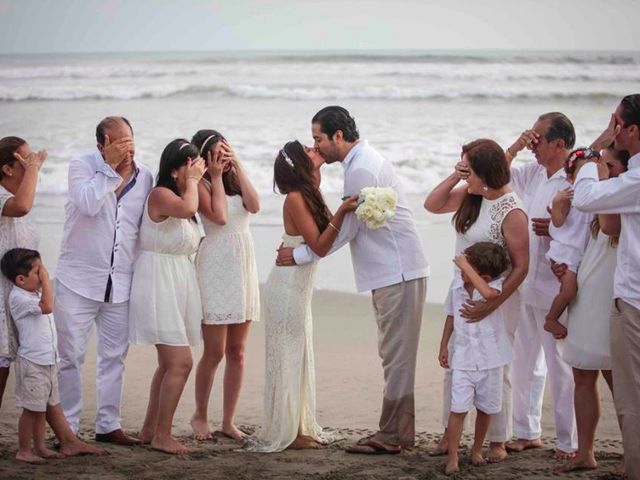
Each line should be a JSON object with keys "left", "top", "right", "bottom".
{"left": 328, "top": 222, "right": 340, "bottom": 233}
{"left": 505, "top": 147, "right": 516, "bottom": 158}
{"left": 186, "top": 176, "right": 202, "bottom": 181}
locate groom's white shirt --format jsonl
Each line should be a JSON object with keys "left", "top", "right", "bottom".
{"left": 292, "top": 140, "right": 429, "bottom": 292}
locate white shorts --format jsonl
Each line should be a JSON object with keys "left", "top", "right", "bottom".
{"left": 0, "top": 356, "right": 11, "bottom": 369}
{"left": 451, "top": 366, "right": 503, "bottom": 415}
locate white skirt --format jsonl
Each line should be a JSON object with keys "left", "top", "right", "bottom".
{"left": 129, "top": 251, "right": 202, "bottom": 346}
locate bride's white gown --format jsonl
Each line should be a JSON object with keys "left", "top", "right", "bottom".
{"left": 245, "top": 234, "right": 337, "bottom": 452}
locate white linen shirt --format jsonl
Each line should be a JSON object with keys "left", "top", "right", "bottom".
{"left": 9, "top": 286, "right": 57, "bottom": 366}
{"left": 56, "top": 150, "right": 154, "bottom": 303}
{"left": 510, "top": 161, "right": 571, "bottom": 307}
{"left": 292, "top": 140, "right": 429, "bottom": 292}
{"left": 444, "top": 277, "right": 512, "bottom": 371}
{"left": 573, "top": 153, "right": 640, "bottom": 310}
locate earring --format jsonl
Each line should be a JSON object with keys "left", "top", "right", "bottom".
{"left": 482, "top": 185, "right": 488, "bottom": 192}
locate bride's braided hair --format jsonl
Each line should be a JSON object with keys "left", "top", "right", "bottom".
{"left": 274, "top": 141, "right": 331, "bottom": 232}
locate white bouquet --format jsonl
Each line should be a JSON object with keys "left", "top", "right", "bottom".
{"left": 354, "top": 186, "right": 398, "bottom": 229}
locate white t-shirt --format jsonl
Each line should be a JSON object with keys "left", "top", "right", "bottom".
{"left": 9, "top": 286, "right": 57, "bottom": 366}
{"left": 444, "top": 276, "right": 512, "bottom": 371}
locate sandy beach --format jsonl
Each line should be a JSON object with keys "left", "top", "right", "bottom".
{"left": 0, "top": 287, "right": 622, "bottom": 479}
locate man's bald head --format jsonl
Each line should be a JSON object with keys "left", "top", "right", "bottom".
{"left": 96, "top": 116, "right": 133, "bottom": 146}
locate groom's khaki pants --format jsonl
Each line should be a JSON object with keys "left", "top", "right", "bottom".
{"left": 371, "top": 277, "right": 427, "bottom": 448}
{"left": 611, "top": 299, "right": 640, "bottom": 480}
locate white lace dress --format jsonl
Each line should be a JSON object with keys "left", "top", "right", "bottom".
{"left": 196, "top": 193, "right": 259, "bottom": 325}
{"left": 128, "top": 199, "right": 203, "bottom": 346}
{"left": 0, "top": 185, "right": 39, "bottom": 363}
{"left": 244, "top": 234, "right": 337, "bottom": 452}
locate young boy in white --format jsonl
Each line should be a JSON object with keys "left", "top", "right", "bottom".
{"left": 0, "top": 248, "right": 63, "bottom": 464}
{"left": 543, "top": 147, "right": 596, "bottom": 339}
{"left": 438, "top": 242, "right": 512, "bottom": 475}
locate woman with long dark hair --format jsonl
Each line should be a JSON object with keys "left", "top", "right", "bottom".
{"left": 245, "top": 140, "right": 357, "bottom": 452}
{"left": 128, "top": 139, "right": 205, "bottom": 455}
{"left": 424, "top": 139, "right": 529, "bottom": 464}
{"left": 189, "top": 130, "right": 260, "bottom": 442}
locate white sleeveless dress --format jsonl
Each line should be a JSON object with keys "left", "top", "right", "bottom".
{"left": 196, "top": 193, "right": 259, "bottom": 325}
{"left": 128, "top": 199, "right": 203, "bottom": 346}
{"left": 441, "top": 191, "right": 525, "bottom": 442}
{"left": 563, "top": 231, "right": 616, "bottom": 370}
{"left": 244, "top": 234, "right": 336, "bottom": 452}
{"left": 0, "top": 186, "right": 39, "bottom": 363}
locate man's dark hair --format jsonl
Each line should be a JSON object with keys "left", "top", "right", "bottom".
{"left": 619, "top": 94, "right": 640, "bottom": 131}
{"left": 96, "top": 116, "right": 133, "bottom": 146}
{"left": 463, "top": 242, "right": 510, "bottom": 280}
{"left": 1, "top": 248, "right": 40, "bottom": 284}
{"left": 312, "top": 106, "right": 360, "bottom": 142}
{"left": 538, "top": 112, "right": 575, "bottom": 149}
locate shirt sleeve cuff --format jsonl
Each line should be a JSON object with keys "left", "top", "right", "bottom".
{"left": 97, "top": 162, "right": 122, "bottom": 180}
{"left": 292, "top": 244, "right": 313, "bottom": 265}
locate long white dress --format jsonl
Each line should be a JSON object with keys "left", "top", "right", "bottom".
{"left": 128, "top": 200, "right": 203, "bottom": 347}
{"left": 244, "top": 234, "right": 336, "bottom": 452}
{"left": 563, "top": 231, "right": 616, "bottom": 370}
{"left": 0, "top": 185, "right": 39, "bottom": 363}
{"left": 196, "top": 192, "right": 259, "bottom": 325}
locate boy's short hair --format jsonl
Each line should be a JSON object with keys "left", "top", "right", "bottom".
{"left": 0, "top": 248, "right": 40, "bottom": 284}
{"left": 463, "top": 242, "right": 510, "bottom": 279}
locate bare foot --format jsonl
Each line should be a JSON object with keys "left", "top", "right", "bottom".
{"left": 445, "top": 454, "right": 460, "bottom": 475}
{"left": 35, "top": 446, "right": 64, "bottom": 459}
{"left": 289, "top": 435, "right": 321, "bottom": 450}
{"left": 428, "top": 435, "right": 448, "bottom": 456}
{"left": 488, "top": 442, "right": 508, "bottom": 463}
{"left": 544, "top": 318, "right": 567, "bottom": 339}
{"left": 151, "top": 435, "right": 189, "bottom": 455}
{"left": 190, "top": 416, "right": 213, "bottom": 441}
{"left": 16, "top": 451, "right": 46, "bottom": 464}
{"left": 471, "top": 449, "right": 487, "bottom": 466}
{"left": 221, "top": 424, "right": 248, "bottom": 443}
{"left": 506, "top": 438, "right": 543, "bottom": 452}
{"left": 553, "top": 454, "right": 597, "bottom": 473}
{"left": 553, "top": 449, "right": 576, "bottom": 461}
{"left": 59, "top": 437, "right": 103, "bottom": 456}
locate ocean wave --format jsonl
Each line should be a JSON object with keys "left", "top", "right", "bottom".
{"left": 0, "top": 82, "right": 625, "bottom": 102}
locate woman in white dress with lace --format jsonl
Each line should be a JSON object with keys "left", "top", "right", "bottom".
{"left": 129, "top": 139, "right": 205, "bottom": 455}
{"left": 189, "top": 130, "right": 260, "bottom": 442}
{"left": 424, "top": 139, "right": 529, "bottom": 463}
{"left": 0, "top": 137, "right": 46, "bottom": 408}
{"left": 245, "top": 140, "right": 357, "bottom": 452}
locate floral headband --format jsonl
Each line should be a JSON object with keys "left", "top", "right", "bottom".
{"left": 566, "top": 147, "right": 600, "bottom": 171}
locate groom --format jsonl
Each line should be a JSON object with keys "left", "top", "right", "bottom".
{"left": 276, "top": 106, "right": 429, "bottom": 452}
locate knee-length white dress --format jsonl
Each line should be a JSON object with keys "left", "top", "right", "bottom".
{"left": 129, "top": 200, "right": 203, "bottom": 347}
{"left": 196, "top": 192, "right": 259, "bottom": 325}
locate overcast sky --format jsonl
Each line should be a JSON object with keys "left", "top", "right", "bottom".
{"left": 0, "top": 0, "right": 638, "bottom": 54}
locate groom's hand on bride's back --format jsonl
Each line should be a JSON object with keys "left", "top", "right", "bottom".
{"left": 276, "top": 243, "right": 296, "bottom": 266}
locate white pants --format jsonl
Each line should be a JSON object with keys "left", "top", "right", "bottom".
{"left": 511, "top": 303, "right": 577, "bottom": 452}
{"left": 441, "top": 291, "right": 521, "bottom": 442}
{"left": 54, "top": 282, "right": 129, "bottom": 434}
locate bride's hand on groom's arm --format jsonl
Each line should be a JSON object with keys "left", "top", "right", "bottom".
{"left": 460, "top": 297, "right": 500, "bottom": 322}
{"left": 275, "top": 243, "right": 296, "bottom": 266}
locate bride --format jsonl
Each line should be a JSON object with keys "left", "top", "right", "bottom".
{"left": 245, "top": 140, "right": 357, "bottom": 452}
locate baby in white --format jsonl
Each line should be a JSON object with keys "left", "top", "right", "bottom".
{"left": 544, "top": 147, "right": 597, "bottom": 339}
{"left": 439, "top": 241, "right": 512, "bottom": 475}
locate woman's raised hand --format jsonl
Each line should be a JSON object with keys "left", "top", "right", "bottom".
{"left": 339, "top": 194, "right": 360, "bottom": 213}
{"left": 14, "top": 149, "right": 48, "bottom": 170}
{"left": 185, "top": 156, "right": 206, "bottom": 182}
{"left": 206, "top": 148, "right": 225, "bottom": 178}
{"left": 454, "top": 160, "right": 470, "bottom": 180}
